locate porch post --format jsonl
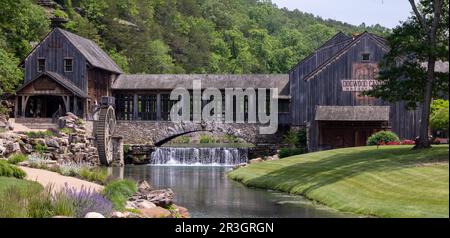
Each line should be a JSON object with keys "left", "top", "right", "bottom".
{"left": 73, "top": 97, "right": 78, "bottom": 116}
{"left": 21, "top": 96, "right": 29, "bottom": 118}
{"left": 156, "top": 92, "right": 161, "bottom": 121}
{"left": 14, "top": 96, "right": 19, "bottom": 118}
{"left": 61, "top": 96, "right": 70, "bottom": 113}
{"left": 133, "top": 94, "right": 138, "bottom": 120}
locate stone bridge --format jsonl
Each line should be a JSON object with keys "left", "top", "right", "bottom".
{"left": 114, "top": 121, "right": 288, "bottom": 158}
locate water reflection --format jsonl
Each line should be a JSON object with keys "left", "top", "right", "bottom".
{"left": 112, "top": 166, "right": 351, "bottom": 218}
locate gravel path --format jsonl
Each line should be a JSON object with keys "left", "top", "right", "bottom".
{"left": 20, "top": 166, "right": 103, "bottom": 192}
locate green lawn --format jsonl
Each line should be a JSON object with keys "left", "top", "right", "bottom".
{"left": 229, "top": 145, "right": 449, "bottom": 218}
{"left": 0, "top": 177, "right": 43, "bottom": 193}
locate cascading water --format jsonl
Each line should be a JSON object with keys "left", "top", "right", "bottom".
{"left": 150, "top": 147, "right": 248, "bottom": 166}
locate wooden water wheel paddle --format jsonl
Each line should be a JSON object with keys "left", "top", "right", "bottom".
{"left": 95, "top": 105, "right": 116, "bottom": 166}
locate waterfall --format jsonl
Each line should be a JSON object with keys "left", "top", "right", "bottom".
{"left": 150, "top": 147, "right": 248, "bottom": 166}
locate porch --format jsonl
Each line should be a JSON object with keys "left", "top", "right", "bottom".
{"left": 14, "top": 71, "right": 88, "bottom": 120}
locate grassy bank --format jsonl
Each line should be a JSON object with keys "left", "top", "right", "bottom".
{"left": 229, "top": 145, "right": 449, "bottom": 218}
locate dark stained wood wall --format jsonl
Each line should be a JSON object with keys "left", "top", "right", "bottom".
{"left": 88, "top": 68, "right": 112, "bottom": 103}
{"left": 290, "top": 34, "right": 421, "bottom": 150}
{"left": 24, "top": 30, "right": 87, "bottom": 91}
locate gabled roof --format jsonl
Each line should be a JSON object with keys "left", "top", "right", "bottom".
{"left": 16, "top": 71, "right": 88, "bottom": 98}
{"left": 317, "top": 32, "right": 352, "bottom": 50}
{"left": 302, "top": 32, "right": 390, "bottom": 81}
{"left": 57, "top": 28, "right": 122, "bottom": 74}
{"left": 111, "top": 74, "right": 290, "bottom": 96}
{"left": 288, "top": 31, "right": 353, "bottom": 73}
{"left": 20, "top": 28, "right": 122, "bottom": 74}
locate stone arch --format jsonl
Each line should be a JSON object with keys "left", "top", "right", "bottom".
{"left": 151, "top": 121, "right": 259, "bottom": 146}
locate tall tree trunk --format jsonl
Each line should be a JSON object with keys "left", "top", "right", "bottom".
{"left": 415, "top": 59, "right": 435, "bottom": 149}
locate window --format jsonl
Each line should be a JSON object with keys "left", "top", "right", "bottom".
{"left": 138, "top": 94, "right": 157, "bottom": 120}
{"left": 37, "top": 58, "right": 46, "bottom": 72}
{"left": 64, "top": 58, "right": 73, "bottom": 72}
{"left": 279, "top": 101, "right": 290, "bottom": 113}
{"left": 362, "top": 53, "right": 370, "bottom": 61}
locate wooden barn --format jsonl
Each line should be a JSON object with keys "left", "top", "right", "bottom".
{"left": 289, "top": 32, "right": 422, "bottom": 150}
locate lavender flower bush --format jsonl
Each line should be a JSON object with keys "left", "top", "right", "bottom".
{"left": 27, "top": 154, "right": 50, "bottom": 168}
{"left": 58, "top": 162, "right": 90, "bottom": 177}
{"left": 62, "top": 184, "right": 113, "bottom": 218}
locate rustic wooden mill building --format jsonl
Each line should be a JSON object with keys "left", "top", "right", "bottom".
{"left": 13, "top": 28, "right": 432, "bottom": 151}
{"left": 289, "top": 32, "right": 423, "bottom": 150}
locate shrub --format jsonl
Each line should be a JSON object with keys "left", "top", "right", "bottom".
{"left": 102, "top": 179, "right": 137, "bottom": 211}
{"left": 75, "top": 118, "right": 84, "bottom": 126}
{"left": 367, "top": 131, "right": 400, "bottom": 146}
{"left": 283, "top": 129, "right": 299, "bottom": 148}
{"left": 223, "top": 134, "right": 240, "bottom": 143}
{"left": 8, "top": 154, "right": 28, "bottom": 164}
{"left": 58, "top": 162, "right": 84, "bottom": 177}
{"left": 79, "top": 167, "right": 110, "bottom": 185}
{"left": 63, "top": 185, "right": 113, "bottom": 218}
{"left": 0, "top": 161, "right": 26, "bottom": 179}
{"left": 401, "top": 140, "right": 415, "bottom": 145}
{"left": 27, "top": 154, "right": 50, "bottom": 169}
{"left": 53, "top": 9, "right": 68, "bottom": 19}
{"left": 171, "top": 136, "right": 191, "bottom": 144}
{"left": 297, "top": 128, "right": 307, "bottom": 148}
{"left": 25, "top": 130, "right": 54, "bottom": 138}
{"left": 123, "top": 144, "right": 130, "bottom": 154}
{"left": 430, "top": 107, "right": 449, "bottom": 132}
{"left": 279, "top": 147, "right": 304, "bottom": 158}
{"left": 199, "top": 134, "right": 214, "bottom": 144}
{"left": 34, "top": 143, "right": 47, "bottom": 155}
{"left": 60, "top": 128, "right": 74, "bottom": 135}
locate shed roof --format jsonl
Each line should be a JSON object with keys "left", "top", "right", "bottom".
{"left": 111, "top": 74, "right": 290, "bottom": 96}
{"left": 16, "top": 71, "right": 88, "bottom": 98}
{"left": 315, "top": 106, "right": 390, "bottom": 121}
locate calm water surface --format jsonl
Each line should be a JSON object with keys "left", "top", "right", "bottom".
{"left": 112, "top": 165, "right": 351, "bottom": 218}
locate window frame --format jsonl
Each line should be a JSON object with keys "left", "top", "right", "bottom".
{"left": 37, "top": 58, "right": 46, "bottom": 72}
{"left": 64, "top": 57, "right": 73, "bottom": 72}
{"left": 361, "top": 52, "right": 371, "bottom": 62}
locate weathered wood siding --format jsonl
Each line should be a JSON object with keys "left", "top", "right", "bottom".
{"left": 24, "top": 30, "right": 87, "bottom": 91}
{"left": 290, "top": 34, "right": 421, "bottom": 149}
{"left": 87, "top": 68, "right": 112, "bottom": 103}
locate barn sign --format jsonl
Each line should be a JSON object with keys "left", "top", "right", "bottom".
{"left": 341, "top": 63, "right": 382, "bottom": 92}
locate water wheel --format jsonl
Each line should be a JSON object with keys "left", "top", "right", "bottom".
{"left": 95, "top": 105, "right": 116, "bottom": 166}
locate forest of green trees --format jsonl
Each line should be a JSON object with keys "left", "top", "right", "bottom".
{"left": 0, "top": 0, "right": 390, "bottom": 96}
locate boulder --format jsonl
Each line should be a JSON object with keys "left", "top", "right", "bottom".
{"left": 5, "top": 142, "right": 21, "bottom": 155}
{"left": 134, "top": 199, "right": 156, "bottom": 209}
{"left": 137, "top": 180, "right": 153, "bottom": 193}
{"left": 21, "top": 143, "right": 33, "bottom": 154}
{"left": 111, "top": 211, "right": 127, "bottom": 218}
{"left": 125, "top": 201, "right": 137, "bottom": 210}
{"left": 140, "top": 207, "right": 171, "bottom": 218}
{"left": 249, "top": 158, "right": 263, "bottom": 164}
{"left": 84, "top": 212, "right": 105, "bottom": 218}
{"left": 144, "top": 189, "right": 174, "bottom": 207}
{"left": 46, "top": 138, "right": 60, "bottom": 148}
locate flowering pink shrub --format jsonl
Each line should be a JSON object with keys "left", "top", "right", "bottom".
{"left": 401, "top": 140, "right": 415, "bottom": 145}
{"left": 386, "top": 141, "right": 401, "bottom": 145}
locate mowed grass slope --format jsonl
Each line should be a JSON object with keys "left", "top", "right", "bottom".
{"left": 229, "top": 145, "right": 449, "bottom": 218}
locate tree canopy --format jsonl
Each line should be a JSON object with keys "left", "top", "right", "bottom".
{"left": 0, "top": 0, "right": 391, "bottom": 97}
{"left": 365, "top": 0, "right": 449, "bottom": 148}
